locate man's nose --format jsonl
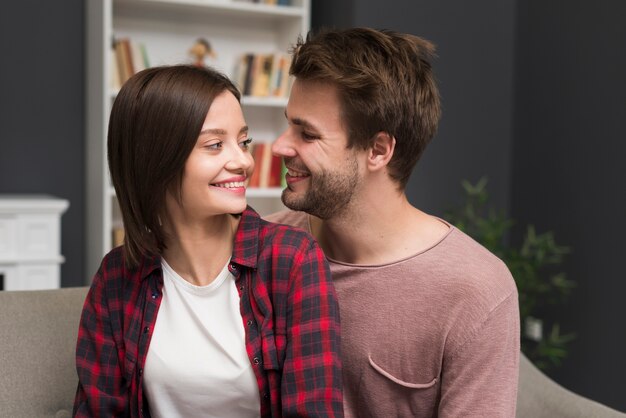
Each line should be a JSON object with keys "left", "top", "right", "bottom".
{"left": 272, "top": 129, "right": 297, "bottom": 158}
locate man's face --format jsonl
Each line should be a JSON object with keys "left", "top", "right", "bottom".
{"left": 272, "top": 79, "right": 362, "bottom": 219}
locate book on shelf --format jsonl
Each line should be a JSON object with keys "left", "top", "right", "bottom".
{"left": 268, "top": 154, "right": 283, "bottom": 188}
{"left": 258, "top": 143, "right": 273, "bottom": 188}
{"left": 112, "top": 227, "right": 125, "bottom": 248}
{"left": 252, "top": 0, "right": 291, "bottom": 4}
{"left": 251, "top": 54, "right": 273, "bottom": 97}
{"left": 236, "top": 52, "right": 292, "bottom": 98}
{"left": 110, "top": 49, "right": 122, "bottom": 91}
{"left": 111, "top": 38, "right": 150, "bottom": 89}
{"left": 236, "top": 53, "right": 255, "bottom": 96}
{"left": 247, "top": 142, "right": 284, "bottom": 188}
{"left": 244, "top": 0, "right": 288, "bottom": 3}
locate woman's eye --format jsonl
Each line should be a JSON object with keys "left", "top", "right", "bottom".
{"left": 240, "top": 138, "right": 253, "bottom": 149}
{"left": 206, "top": 141, "right": 222, "bottom": 150}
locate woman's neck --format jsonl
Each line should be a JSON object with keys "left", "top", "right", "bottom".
{"left": 161, "top": 214, "right": 238, "bottom": 286}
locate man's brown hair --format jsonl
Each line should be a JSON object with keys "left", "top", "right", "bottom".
{"left": 107, "top": 65, "right": 240, "bottom": 267}
{"left": 290, "top": 28, "right": 441, "bottom": 189}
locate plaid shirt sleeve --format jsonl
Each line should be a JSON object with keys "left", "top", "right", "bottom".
{"left": 73, "top": 247, "right": 153, "bottom": 417}
{"left": 270, "top": 229, "right": 343, "bottom": 417}
{"left": 73, "top": 267, "right": 129, "bottom": 417}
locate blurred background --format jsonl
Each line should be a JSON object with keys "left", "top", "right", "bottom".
{"left": 0, "top": 0, "right": 624, "bottom": 411}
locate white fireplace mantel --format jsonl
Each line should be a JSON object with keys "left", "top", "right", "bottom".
{"left": 0, "top": 195, "right": 69, "bottom": 290}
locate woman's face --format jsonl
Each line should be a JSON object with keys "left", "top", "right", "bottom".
{"left": 166, "top": 90, "right": 254, "bottom": 223}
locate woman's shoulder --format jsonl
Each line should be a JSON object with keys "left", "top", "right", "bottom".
{"left": 263, "top": 209, "right": 310, "bottom": 232}
{"left": 98, "top": 245, "right": 126, "bottom": 274}
{"left": 95, "top": 245, "right": 158, "bottom": 286}
{"left": 251, "top": 214, "right": 331, "bottom": 286}
{"left": 258, "top": 212, "right": 308, "bottom": 233}
{"left": 258, "top": 216, "right": 318, "bottom": 251}
{"left": 242, "top": 206, "right": 314, "bottom": 247}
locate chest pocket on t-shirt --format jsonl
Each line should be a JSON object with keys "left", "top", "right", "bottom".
{"left": 355, "top": 353, "right": 440, "bottom": 416}
{"left": 368, "top": 355, "right": 437, "bottom": 388}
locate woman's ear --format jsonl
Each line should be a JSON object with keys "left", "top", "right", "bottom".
{"left": 367, "top": 131, "right": 395, "bottom": 172}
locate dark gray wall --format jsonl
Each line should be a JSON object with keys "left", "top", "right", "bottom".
{"left": 312, "top": 0, "right": 517, "bottom": 215}
{"left": 0, "top": 1, "right": 85, "bottom": 288}
{"left": 512, "top": 0, "right": 626, "bottom": 411}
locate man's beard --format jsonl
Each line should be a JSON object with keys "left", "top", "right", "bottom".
{"left": 281, "top": 156, "right": 360, "bottom": 220}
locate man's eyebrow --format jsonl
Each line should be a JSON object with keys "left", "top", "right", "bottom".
{"left": 199, "top": 126, "right": 249, "bottom": 135}
{"left": 284, "top": 110, "right": 317, "bottom": 131}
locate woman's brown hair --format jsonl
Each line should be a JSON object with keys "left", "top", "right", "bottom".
{"left": 107, "top": 65, "right": 240, "bottom": 267}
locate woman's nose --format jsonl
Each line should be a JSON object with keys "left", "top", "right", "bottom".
{"left": 225, "top": 143, "right": 253, "bottom": 173}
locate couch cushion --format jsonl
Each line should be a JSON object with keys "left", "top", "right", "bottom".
{"left": 0, "top": 287, "right": 88, "bottom": 418}
{"left": 516, "top": 352, "right": 626, "bottom": 417}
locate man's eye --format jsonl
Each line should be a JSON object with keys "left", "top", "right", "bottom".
{"left": 240, "top": 138, "right": 253, "bottom": 149}
{"left": 302, "top": 132, "right": 318, "bottom": 141}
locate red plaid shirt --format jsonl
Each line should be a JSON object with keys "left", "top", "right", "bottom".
{"left": 74, "top": 207, "right": 343, "bottom": 417}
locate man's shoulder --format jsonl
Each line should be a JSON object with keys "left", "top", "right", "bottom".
{"left": 420, "top": 226, "right": 519, "bottom": 354}
{"left": 263, "top": 209, "right": 310, "bottom": 232}
{"left": 433, "top": 226, "right": 518, "bottom": 305}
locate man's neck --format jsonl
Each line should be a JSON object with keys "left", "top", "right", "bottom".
{"left": 310, "top": 187, "right": 449, "bottom": 265}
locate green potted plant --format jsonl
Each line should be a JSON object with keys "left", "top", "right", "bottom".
{"left": 446, "top": 177, "right": 576, "bottom": 370}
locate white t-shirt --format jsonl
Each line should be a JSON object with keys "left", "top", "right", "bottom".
{"left": 143, "top": 258, "right": 261, "bottom": 418}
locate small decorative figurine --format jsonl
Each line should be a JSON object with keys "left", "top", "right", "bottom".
{"left": 189, "top": 38, "right": 216, "bottom": 67}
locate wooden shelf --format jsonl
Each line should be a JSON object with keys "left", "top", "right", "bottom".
{"left": 115, "top": 0, "right": 306, "bottom": 21}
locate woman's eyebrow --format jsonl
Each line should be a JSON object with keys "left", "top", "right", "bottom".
{"left": 199, "top": 125, "right": 249, "bottom": 136}
{"left": 199, "top": 128, "right": 226, "bottom": 135}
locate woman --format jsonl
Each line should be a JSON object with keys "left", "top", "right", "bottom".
{"left": 73, "top": 65, "right": 343, "bottom": 417}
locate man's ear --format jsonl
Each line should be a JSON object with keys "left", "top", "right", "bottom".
{"left": 367, "top": 131, "right": 395, "bottom": 172}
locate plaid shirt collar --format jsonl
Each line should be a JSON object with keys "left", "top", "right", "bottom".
{"left": 230, "top": 206, "right": 260, "bottom": 269}
{"left": 138, "top": 206, "right": 260, "bottom": 280}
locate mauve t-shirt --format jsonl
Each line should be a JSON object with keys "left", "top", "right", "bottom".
{"left": 266, "top": 210, "right": 519, "bottom": 418}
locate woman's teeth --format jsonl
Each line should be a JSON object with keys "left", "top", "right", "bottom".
{"left": 214, "top": 181, "right": 245, "bottom": 188}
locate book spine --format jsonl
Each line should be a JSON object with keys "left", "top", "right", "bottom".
{"left": 258, "top": 143, "right": 273, "bottom": 187}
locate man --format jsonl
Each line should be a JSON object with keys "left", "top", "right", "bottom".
{"left": 266, "top": 28, "right": 519, "bottom": 417}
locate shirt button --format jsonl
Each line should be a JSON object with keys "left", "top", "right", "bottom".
{"left": 253, "top": 357, "right": 261, "bottom": 365}
{"left": 239, "top": 284, "right": 244, "bottom": 291}
{"left": 230, "top": 263, "right": 237, "bottom": 271}
{"left": 151, "top": 292, "right": 158, "bottom": 299}
{"left": 246, "top": 319, "right": 253, "bottom": 327}
{"left": 143, "top": 326, "right": 149, "bottom": 334}
{"left": 263, "top": 392, "right": 269, "bottom": 399}
{"left": 139, "top": 368, "right": 143, "bottom": 376}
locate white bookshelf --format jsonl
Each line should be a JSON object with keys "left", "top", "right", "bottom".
{"left": 86, "top": 0, "right": 309, "bottom": 280}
